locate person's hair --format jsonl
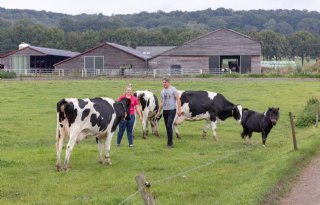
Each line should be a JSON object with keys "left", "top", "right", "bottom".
{"left": 162, "top": 77, "right": 170, "bottom": 83}
{"left": 127, "top": 83, "right": 132, "bottom": 88}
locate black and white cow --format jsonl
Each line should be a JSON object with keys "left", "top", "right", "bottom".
{"left": 241, "top": 107, "right": 279, "bottom": 146}
{"left": 55, "top": 97, "right": 131, "bottom": 171}
{"left": 174, "top": 91, "right": 243, "bottom": 140}
{"left": 134, "top": 90, "right": 162, "bottom": 139}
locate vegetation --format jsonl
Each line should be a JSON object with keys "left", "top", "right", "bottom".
{"left": 0, "top": 70, "right": 16, "bottom": 78}
{"left": 1, "top": 8, "right": 320, "bottom": 65}
{"left": 296, "top": 97, "right": 320, "bottom": 128}
{"left": 0, "top": 79, "right": 319, "bottom": 205}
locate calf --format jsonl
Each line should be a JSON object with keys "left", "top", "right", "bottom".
{"left": 134, "top": 90, "right": 162, "bottom": 138}
{"left": 241, "top": 107, "right": 279, "bottom": 146}
{"left": 55, "top": 97, "right": 130, "bottom": 171}
{"left": 174, "top": 90, "right": 243, "bottom": 140}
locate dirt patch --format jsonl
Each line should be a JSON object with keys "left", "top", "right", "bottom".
{"left": 280, "top": 155, "right": 320, "bottom": 205}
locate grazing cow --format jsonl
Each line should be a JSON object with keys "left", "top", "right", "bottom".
{"left": 174, "top": 91, "right": 243, "bottom": 140}
{"left": 241, "top": 107, "right": 279, "bottom": 146}
{"left": 133, "top": 90, "right": 162, "bottom": 138}
{"left": 55, "top": 97, "right": 131, "bottom": 171}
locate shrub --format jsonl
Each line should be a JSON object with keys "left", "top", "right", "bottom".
{"left": 295, "top": 97, "right": 319, "bottom": 128}
{"left": 0, "top": 70, "right": 16, "bottom": 79}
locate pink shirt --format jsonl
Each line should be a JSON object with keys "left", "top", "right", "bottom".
{"left": 118, "top": 95, "right": 138, "bottom": 115}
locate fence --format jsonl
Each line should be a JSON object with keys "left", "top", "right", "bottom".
{"left": 5, "top": 67, "right": 233, "bottom": 78}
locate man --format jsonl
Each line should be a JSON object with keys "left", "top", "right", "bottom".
{"left": 157, "top": 77, "right": 181, "bottom": 148}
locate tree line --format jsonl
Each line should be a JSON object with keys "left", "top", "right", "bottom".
{"left": 1, "top": 8, "right": 320, "bottom": 64}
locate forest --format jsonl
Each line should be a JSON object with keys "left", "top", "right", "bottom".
{"left": 1, "top": 7, "right": 320, "bottom": 63}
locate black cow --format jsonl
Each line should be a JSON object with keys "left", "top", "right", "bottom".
{"left": 174, "top": 91, "right": 243, "bottom": 140}
{"left": 134, "top": 90, "right": 162, "bottom": 139}
{"left": 55, "top": 97, "right": 131, "bottom": 171}
{"left": 241, "top": 107, "right": 279, "bottom": 146}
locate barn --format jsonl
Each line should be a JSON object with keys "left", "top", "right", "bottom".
{"left": 148, "top": 28, "right": 261, "bottom": 74}
{"left": 0, "top": 43, "right": 79, "bottom": 74}
{"left": 54, "top": 42, "right": 150, "bottom": 75}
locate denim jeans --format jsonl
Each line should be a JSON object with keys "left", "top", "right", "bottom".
{"left": 117, "top": 114, "right": 135, "bottom": 146}
{"left": 163, "top": 109, "right": 176, "bottom": 146}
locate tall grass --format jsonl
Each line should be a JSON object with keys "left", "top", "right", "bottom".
{"left": 0, "top": 78, "right": 319, "bottom": 205}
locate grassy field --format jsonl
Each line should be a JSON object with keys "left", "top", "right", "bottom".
{"left": 0, "top": 78, "right": 319, "bottom": 205}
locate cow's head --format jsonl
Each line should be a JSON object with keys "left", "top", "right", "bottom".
{"left": 232, "top": 104, "right": 243, "bottom": 123}
{"left": 119, "top": 98, "right": 131, "bottom": 120}
{"left": 150, "top": 113, "right": 162, "bottom": 136}
{"left": 267, "top": 107, "right": 280, "bottom": 126}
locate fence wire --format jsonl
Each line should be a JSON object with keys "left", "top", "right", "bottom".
{"left": 117, "top": 144, "right": 256, "bottom": 205}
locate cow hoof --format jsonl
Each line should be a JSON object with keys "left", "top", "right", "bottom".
{"left": 98, "top": 160, "right": 103, "bottom": 164}
{"left": 56, "top": 164, "right": 62, "bottom": 172}
{"left": 154, "top": 132, "right": 160, "bottom": 137}
{"left": 63, "top": 166, "right": 69, "bottom": 172}
{"left": 176, "top": 134, "right": 181, "bottom": 139}
{"left": 213, "top": 137, "right": 218, "bottom": 141}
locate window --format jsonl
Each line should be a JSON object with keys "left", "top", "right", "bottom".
{"left": 84, "top": 56, "right": 104, "bottom": 74}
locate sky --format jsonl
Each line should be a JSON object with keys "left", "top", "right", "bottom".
{"left": 1, "top": 0, "right": 319, "bottom": 16}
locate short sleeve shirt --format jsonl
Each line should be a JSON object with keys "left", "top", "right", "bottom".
{"left": 118, "top": 95, "right": 138, "bottom": 115}
{"left": 160, "top": 86, "right": 178, "bottom": 110}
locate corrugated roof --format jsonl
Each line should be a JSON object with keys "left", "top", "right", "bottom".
{"left": 136, "top": 46, "right": 175, "bottom": 57}
{"left": 107, "top": 43, "right": 150, "bottom": 60}
{"left": 28, "top": 45, "right": 80, "bottom": 57}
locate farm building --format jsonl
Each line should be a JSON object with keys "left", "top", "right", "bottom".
{"left": 0, "top": 43, "right": 79, "bottom": 74}
{"left": 148, "top": 28, "right": 261, "bottom": 74}
{"left": 54, "top": 42, "right": 150, "bottom": 75}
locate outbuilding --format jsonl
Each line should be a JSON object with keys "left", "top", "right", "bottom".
{"left": 148, "top": 28, "right": 261, "bottom": 74}
{"left": 0, "top": 43, "right": 79, "bottom": 74}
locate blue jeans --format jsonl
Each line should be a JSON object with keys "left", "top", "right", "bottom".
{"left": 117, "top": 114, "right": 135, "bottom": 146}
{"left": 163, "top": 109, "right": 176, "bottom": 146}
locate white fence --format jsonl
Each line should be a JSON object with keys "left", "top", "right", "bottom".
{"left": 261, "top": 61, "right": 296, "bottom": 68}
{"left": 6, "top": 67, "right": 232, "bottom": 78}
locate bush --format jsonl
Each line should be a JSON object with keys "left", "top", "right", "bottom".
{"left": 0, "top": 70, "right": 16, "bottom": 79}
{"left": 295, "top": 97, "right": 319, "bottom": 128}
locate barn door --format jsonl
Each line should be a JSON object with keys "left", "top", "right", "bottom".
{"left": 240, "top": 55, "right": 251, "bottom": 73}
{"left": 209, "top": 56, "right": 220, "bottom": 73}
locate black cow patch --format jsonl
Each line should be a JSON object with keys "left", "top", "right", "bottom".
{"left": 139, "top": 93, "right": 147, "bottom": 110}
{"left": 89, "top": 98, "right": 114, "bottom": 131}
{"left": 78, "top": 99, "right": 88, "bottom": 109}
{"left": 81, "top": 109, "right": 90, "bottom": 121}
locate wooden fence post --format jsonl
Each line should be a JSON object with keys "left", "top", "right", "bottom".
{"left": 315, "top": 102, "right": 319, "bottom": 128}
{"left": 135, "top": 174, "right": 156, "bottom": 205}
{"left": 289, "top": 112, "right": 298, "bottom": 150}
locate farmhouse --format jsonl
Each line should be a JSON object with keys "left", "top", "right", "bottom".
{"left": 54, "top": 42, "right": 150, "bottom": 75}
{"left": 0, "top": 43, "right": 79, "bottom": 74}
{"left": 149, "top": 28, "right": 261, "bottom": 74}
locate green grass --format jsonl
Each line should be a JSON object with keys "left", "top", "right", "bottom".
{"left": 0, "top": 78, "right": 319, "bottom": 205}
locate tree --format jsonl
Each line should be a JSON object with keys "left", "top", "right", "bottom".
{"left": 287, "top": 31, "right": 318, "bottom": 64}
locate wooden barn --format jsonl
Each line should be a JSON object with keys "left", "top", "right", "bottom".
{"left": 54, "top": 42, "right": 149, "bottom": 75}
{"left": 0, "top": 43, "right": 79, "bottom": 74}
{"left": 148, "top": 28, "right": 261, "bottom": 73}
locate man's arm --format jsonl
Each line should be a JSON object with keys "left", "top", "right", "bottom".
{"left": 175, "top": 93, "right": 181, "bottom": 116}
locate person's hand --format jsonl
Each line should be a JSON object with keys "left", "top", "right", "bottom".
{"left": 156, "top": 112, "right": 160, "bottom": 118}
{"left": 139, "top": 116, "right": 142, "bottom": 121}
{"left": 177, "top": 110, "right": 182, "bottom": 117}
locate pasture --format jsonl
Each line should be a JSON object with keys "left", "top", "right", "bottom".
{"left": 0, "top": 78, "right": 319, "bottom": 205}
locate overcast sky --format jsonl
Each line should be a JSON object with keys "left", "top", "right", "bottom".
{"left": 1, "top": 0, "right": 319, "bottom": 15}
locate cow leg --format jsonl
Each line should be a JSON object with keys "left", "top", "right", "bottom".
{"left": 210, "top": 120, "right": 218, "bottom": 141}
{"left": 104, "top": 131, "right": 114, "bottom": 165}
{"left": 55, "top": 123, "right": 66, "bottom": 171}
{"left": 63, "top": 131, "right": 79, "bottom": 171}
{"left": 142, "top": 117, "right": 148, "bottom": 139}
{"left": 173, "top": 114, "right": 186, "bottom": 139}
{"left": 97, "top": 137, "right": 105, "bottom": 164}
{"left": 248, "top": 131, "right": 253, "bottom": 145}
{"left": 202, "top": 119, "right": 211, "bottom": 139}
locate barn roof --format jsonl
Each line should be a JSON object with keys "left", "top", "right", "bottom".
{"left": 0, "top": 45, "right": 79, "bottom": 58}
{"left": 136, "top": 46, "right": 175, "bottom": 57}
{"left": 149, "top": 28, "right": 261, "bottom": 59}
{"left": 54, "top": 42, "right": 149, "bottom": 67}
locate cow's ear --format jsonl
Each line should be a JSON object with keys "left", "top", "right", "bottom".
{"left": 277, "top": 107, "right": 280, "bottom": 111}
{"left": 269, "top": 107, "right": 271, "bottom": 110}
{"left": 133, "top": 92, "right": 137, "bottom": 97}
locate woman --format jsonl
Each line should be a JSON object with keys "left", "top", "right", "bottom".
{"left": 117, "top": 84, "right": 142, "bottom": 147}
